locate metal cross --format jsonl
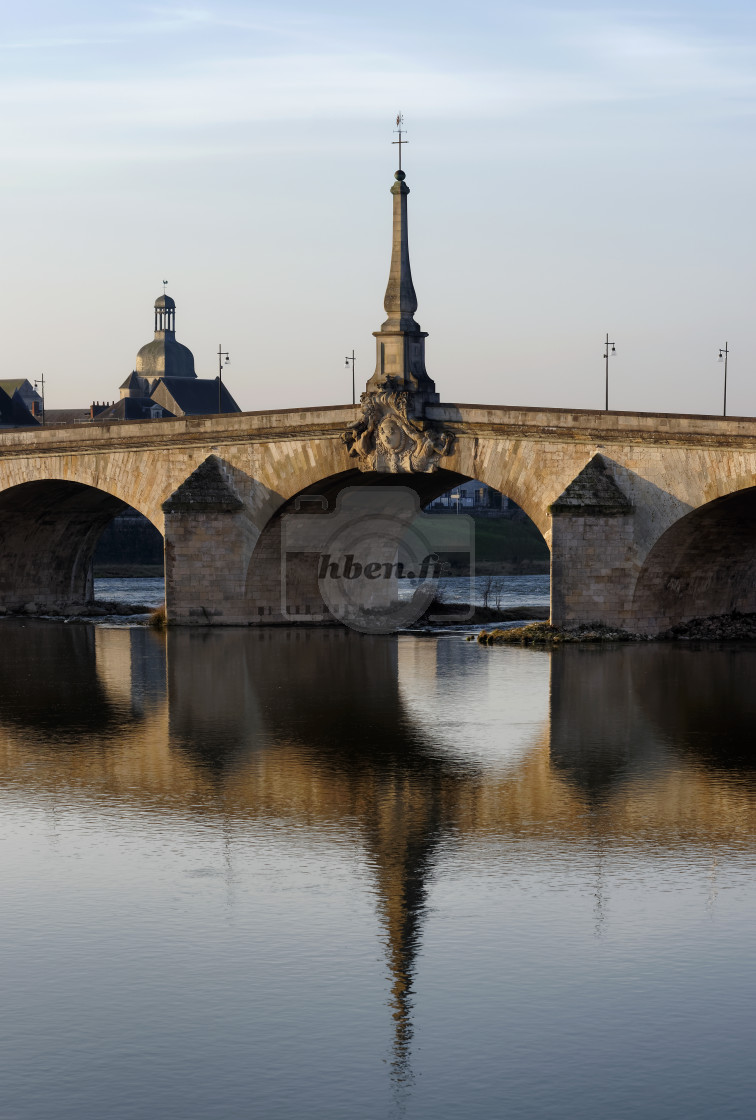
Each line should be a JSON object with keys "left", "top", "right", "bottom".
{"left": 393, "top": 113, "right": 407, "bottom": 170}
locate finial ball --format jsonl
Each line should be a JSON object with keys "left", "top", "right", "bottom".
{"left": 394, "top": 169, "right": 406, "bottom": 181}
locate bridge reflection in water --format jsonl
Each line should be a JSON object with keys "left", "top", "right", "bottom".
{"left": 1, "top": 623, "right": 755, "bottom": 1098}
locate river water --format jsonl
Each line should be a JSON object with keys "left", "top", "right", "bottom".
{"left": 1, "top": 618, "right": 755, "bottom": 1118}
{"left": 92, "top": 574, "right": 552, "bottom": 615}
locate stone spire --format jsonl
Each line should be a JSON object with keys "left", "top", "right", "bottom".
{"left": 365, "top": 170, "right": 439, "bottom": 409}
{"left": 383, "top": 170, "right": 418, "bottom": 330}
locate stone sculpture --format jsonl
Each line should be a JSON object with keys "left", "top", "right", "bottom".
{"left": 343, "top": 385, "right": 453, "bottom": 473}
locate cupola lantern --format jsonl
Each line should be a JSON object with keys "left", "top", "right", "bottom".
{"left": 154, "top": 294, "right": 176, "bottom": 335}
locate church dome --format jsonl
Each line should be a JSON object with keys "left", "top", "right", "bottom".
{"left": 136, "top": 291, "right": 196, "bottom": 380}
{"left": 136, "top": 338, "right": 195, "bottom": 380}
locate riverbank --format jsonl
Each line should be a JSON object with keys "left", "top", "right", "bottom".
{"left": 0, "top": 600, "right": 153, "bottom": 621}
{"left": 415, "top": 601, "right": 549, "bottom": 627}
{"left": 93, "top": 564, "right": 164, "bottom": 578}
{"left": 477, "top": 611, "right": 756, "bottom": 644}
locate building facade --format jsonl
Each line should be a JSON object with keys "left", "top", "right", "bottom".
{"left": 426, "top": 480, "right": 520, "bottom": 516}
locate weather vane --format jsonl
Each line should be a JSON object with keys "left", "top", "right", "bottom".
{"left": 162, "top": 279, "right": 168, "bottom": 294}
{"left": 393, "top": 112, "right": 407, "bottom": 171}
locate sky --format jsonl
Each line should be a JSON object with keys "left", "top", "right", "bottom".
{"left": 3, "top": 0, "right": 756, "bottom": 416}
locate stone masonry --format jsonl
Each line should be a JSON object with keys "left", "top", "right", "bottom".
{"left": 0, "top": 403, "right": 756, "bottom": 631}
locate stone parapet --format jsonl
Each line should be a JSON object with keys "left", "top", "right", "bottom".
{"left": 1, "top": 401, "right": 756, "bottom": 460}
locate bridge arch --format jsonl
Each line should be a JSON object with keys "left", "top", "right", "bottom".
{"left": 244, "top": 465, "right": 549, "bottom": 624}
{"left": 239, "top": 431, "right": 554, "bottom": 542}
{"left": 632, "top": 485, "right": 756, "bottom": 632}
{"left": 0, "top": 479, "right": 163, "bottom": 613}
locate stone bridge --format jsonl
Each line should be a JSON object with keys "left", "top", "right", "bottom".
{"left": 0, "top": 400, "right": 755, "bottom": 634}
{"left": 2, "top": 163, "right": 755, "bottom": 634}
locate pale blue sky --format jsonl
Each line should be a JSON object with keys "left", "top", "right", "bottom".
{"left": 3, "top": 1, "right": 756, "bottom": 415}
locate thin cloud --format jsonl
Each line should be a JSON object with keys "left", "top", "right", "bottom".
{"left": 2, "top": 12, "right": 756, "bottom": 162}
{"left": 0, "top": 3, "right": 320, "bottom": 50}
{"left": 560, "top": 16, "right": 756, "bottom": 94}
{"left": 0, "top": 38, "right": 120, "bottom": 49}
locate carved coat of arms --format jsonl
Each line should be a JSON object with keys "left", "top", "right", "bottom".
{"left": 343, "top": 387, "right": 453, "bottom": 473}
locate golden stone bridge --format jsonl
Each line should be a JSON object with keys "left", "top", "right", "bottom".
{"left": 1, "top": 399, "right": 754, "bottom": 633}
{"left": 1, "top": 167, "right": 755, "bottom": 634}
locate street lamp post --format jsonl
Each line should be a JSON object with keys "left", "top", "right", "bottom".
{"left": 217, "top": 345, "right": 230, "bottom": 414}
{"left": 34, "top": 372, "right": 45, "bottom": 425}
{"left": 345, "top": 351, "right": 356, "bottom": 405}
{"left": 718, "top": 343, "right": 729, "bottom": 417}
{"left": 603, "top": 333, "right": 616, "bottom": 411}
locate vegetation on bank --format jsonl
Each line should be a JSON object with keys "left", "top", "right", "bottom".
{"left": 472, "top": 515, "right": 548, "bottom": 570}
{"left": 662, "top": 611, "right": 756, "bottom": 640}
{"left": 148, "top": 604, "right": 168, "bottom": 630}
{"left": 0, "top": 600, "right": 153, "bottom": 619}
{"left": 476, "top": 622, "right": 642, "bottom": 644}
{"left": 434, "top": 513, "right": 549, "bottom": 576}
{"left": 414, "top": 597, "right": 549, "bottom": 627}
{"left": 476, "top": 611, "right": 756, "bottom": 645}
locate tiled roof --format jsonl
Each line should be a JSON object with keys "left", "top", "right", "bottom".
{"left": 94, "top": 397, "right": 174, "bottom": 422}
{"left": 44, "top": 409, "right": 91, "bottom": 426}
{"left": 153, "top": 377, "right": 240, "bottom": 416}
{"left": 0, "top": 387, "right": 39, "bottom": 427}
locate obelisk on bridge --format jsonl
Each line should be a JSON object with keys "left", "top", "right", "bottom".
{"left": 343, "top": 122, "right": 452, "bottom": 473}
{"left": 364, "top": 157, "right": 439, "bottom": 409}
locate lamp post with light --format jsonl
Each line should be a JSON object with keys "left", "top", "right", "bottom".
{"left": 217, "top": 345, "right": 230, "bottom": 414}
{"left": 718, "top": 343, "right": 729, "bottom": 417}
{"left": 603, "top": 334, "right": 616, "bottom": 411}
{"left": 345, "top": 350, "right": 356, "bottom": 406}
{"left": 34, "top": 373, "right": 45, "bottom": 425}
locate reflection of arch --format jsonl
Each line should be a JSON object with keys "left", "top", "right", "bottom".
{"left": 632, "top": 487, "right": 756, "bottom": 630}
{"left": 549, "top": 646, "right": 664, "bottom": 801}
{"left": 7, "top": 622, "right": 756, "bottom": 1094}
{"left": 0, "top": 618, "right": 150, "bottom": 736}
{"left": 630, "top": 644, "right": 756, "bottom": 771}
{"left": 163, "top": 626, "right": 469, "bottom": 1080}
{"left": 0, "top": 480, "right": 164, "bottom": 611}
{"left": 550, "top": 643, "right": 756, "bottom": 789}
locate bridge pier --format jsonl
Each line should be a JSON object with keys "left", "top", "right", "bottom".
{"left": 550, "top": 510, "right": 639, "bottom": 631}
{"left": 162, "top": 456, "right": 259, "bottom": 625}
{"left": 549, "top": 455, "right": 639, "bottom": 632}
